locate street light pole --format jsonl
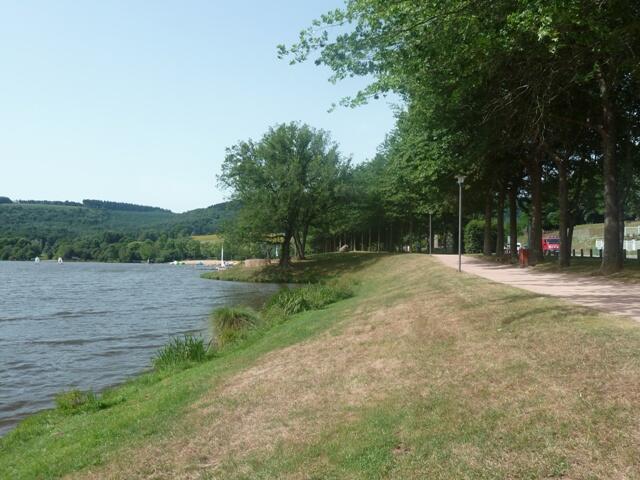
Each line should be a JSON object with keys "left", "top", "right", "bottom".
{"left": 456, "top": 175, "right": 466, "bottom": 272}
{"left": 428, "top": 212, "right": 432, "bottom": 255}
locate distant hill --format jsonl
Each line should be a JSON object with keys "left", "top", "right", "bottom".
{"left": 0, "top": 199, "right": 237, "bottom": 238}
{"left": 0, "top": 198, "right": 239, "bottom": 261}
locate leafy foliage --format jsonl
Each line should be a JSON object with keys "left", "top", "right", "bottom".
{"left": 219, "top": 122, "right": 349, "bottom": 265}
{"left": 281, "top": 0, "right": 640, "bottom": 272}
{"left": 464, "top": 219, "right": 496, "bottom": 255}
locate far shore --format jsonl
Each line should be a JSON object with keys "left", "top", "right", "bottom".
{"left": 177, "top": 259, "right": 238, "bottom": 266}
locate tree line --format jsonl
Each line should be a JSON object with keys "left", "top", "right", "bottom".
{"left": 270, "top": 0, "right": 640, "bottom": 273}
{"left": 0, "top": 232, "right": 225, "bottom": 263}
{"left": 1, "top": 198, "right": 171, "bottom": 211}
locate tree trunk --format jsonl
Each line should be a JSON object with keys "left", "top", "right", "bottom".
{"left": 529, "top": 155, "right": 543, "bottom": 266}
{"left": 509, "top": 184, "right": 518, "bottom": 261}
{"left": 619, "top": 197, "right": 625, "bottom": 259}
{"left": 496, "top": 186, "right": 505, "bottom": 258}
{"left": 483, "top": 192, "right": 492, "bottom": 256}
{"left": 293, "top": 231, "right": 304, "bottom": 260}
{"left": 558, "top": 160, "right": 570, "bottom": 268}
{"left": 598, "top": 70, "right": 623, "bottom": 273}
{"left": 300, "top": 224, "right": 309, "bottom": 259}
{"left": 568, "top": 224, "right": 575, "bottom": 256}
{"left": 279, "top": 232, "right": 292, "bottom": 267}
{"left": 443, "top": 220, "right": 448, "bottom": 250}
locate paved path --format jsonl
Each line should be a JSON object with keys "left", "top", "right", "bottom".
{"left": 434, "top": 254, "right": 640, "bottom": 322}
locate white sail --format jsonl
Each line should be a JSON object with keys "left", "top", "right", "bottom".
{"left": 34, "top": 257, "right": 40, "bottom": 263}
{"left": 221, "top": 244, "right": 224, "bottom": 267}
{"left": 57, "top": 257, "right": 63, "bottom": 264}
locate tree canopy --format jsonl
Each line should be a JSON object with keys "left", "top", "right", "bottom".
{"left": 277, "top": 0, "right": 640, "bottom": 272}
{"left": 219, "top": 122, "right": 349, "bottom": 266}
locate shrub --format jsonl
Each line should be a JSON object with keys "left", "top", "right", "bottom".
{"left": 464, "top": 218, "right": 496, "bottom": 254}
{"left": 211, "top": 307, "right": 260, "bottom": 347}
{"left": 267, "top": 283, "right": 353, "bottom": 316}
{"left": 153, "top": 335, "right": 208, "bottom": 370}
{"left": 55, "top": 389, "right": 100, "bottom": 414}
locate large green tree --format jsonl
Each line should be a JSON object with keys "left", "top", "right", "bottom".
{"left": 219, "top": 122, "right": 347, "bottom": 266}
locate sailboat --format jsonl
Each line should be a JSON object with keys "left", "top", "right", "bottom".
{"left": 34, "top": 256, "right": 40, "bottom": 264}
{"left": 57, "top": 257, "right": 63, "bottom": 264}
{"left": 220, "top": 244, "right": 225, "bottom": 268}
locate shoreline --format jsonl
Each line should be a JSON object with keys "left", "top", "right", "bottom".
{"left": 176, "top": 259, "right": 238, "bottom": 266}
{"left": 0, "top": 258, "right": 237, "bottom": 266}
{"left": 0, "top": 261, "right": 271, "bottom": 440}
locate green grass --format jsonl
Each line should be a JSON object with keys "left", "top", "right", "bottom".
{"left": 201, "top": 252, "right": 382, "bottom": 283}
{"left": 5, "top": 252, "right": 640, "bottom": 478}
{"left": 210, "top": 284, "right": 353, "bottom": 347}
{"left": 266, "top": 282, "right": 353, "bottom": 315}
{"left": 54, "top": 390, "right": 101, "bottom": 414}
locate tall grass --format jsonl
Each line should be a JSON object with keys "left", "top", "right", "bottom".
{"left": 266, "top": 283, "right": 353, "bottom": 316}
{"left": 152, "top": 335, "right": 208, "bottom": 370}
{"left": 211, "top": 307, "right": 260, "bottom": 347}
{"left": 209, "top": 283, "right": 354, "bottom": 350}
{"left": 55, "top": 389, "right": 101, "bottom": 414}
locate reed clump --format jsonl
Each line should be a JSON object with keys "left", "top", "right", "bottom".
{"left": 152, "top": 335, "right": 208, "bottom": 370}
{"left": 55, "top": 389, "right": 101, "bottom": 414}
{"left": 211, "top": 307, "right": 261, "bottom": 347}
{"left": 266, "top": 282, "right": 353, "bottom": 316}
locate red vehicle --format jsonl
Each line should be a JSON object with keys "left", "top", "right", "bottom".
{"left": 542, "top": 237, "right": 561, "bottom": 255}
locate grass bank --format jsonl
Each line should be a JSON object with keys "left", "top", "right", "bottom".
{"left": 533, "top": 255, "right": 640, "bottom": 282}
{"left": 3, "top": 253, "right": 640, "bottom": 478}
{"left": 201, "top": 252, "right": 382, "bottom": 283}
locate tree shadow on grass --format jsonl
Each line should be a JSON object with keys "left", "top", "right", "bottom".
{"left": 263, "top": 252, "right": 389, "bottom": 283}
{"left": 208, "top": 252, "right": 391, "bottom": 284}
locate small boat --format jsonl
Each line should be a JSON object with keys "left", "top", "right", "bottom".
{"left": 57, "top": 257, "right": 63, "bottom": 264}
{"left": 34, "top": 257, "right": 40, "bottom": 264}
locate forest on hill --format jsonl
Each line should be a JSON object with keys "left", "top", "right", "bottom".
{"left": 0, "top": 199, "right": 237, "bottom": 262}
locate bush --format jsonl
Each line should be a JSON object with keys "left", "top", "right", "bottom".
{"left": 153, "top": 335, "right": 208, "bottom": 370}
{"left": 55, "top": 389, "right": 100, "bottom": 414}
{"left": 464, "top": 218, "right": 496, "bottom": 254}
{"left": 211, "top": 307, "right": 260, "bottom": 347}
{"left": 266, "top": 283, "right": 353, "bottom": 316}
{"left": 208, "top": 283, "right": 353, "bottom": 350}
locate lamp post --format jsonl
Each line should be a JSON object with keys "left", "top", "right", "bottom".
{"left": 428, "top": 211, "right": 433, "bottom": 255}
{"left": 456, "top": 175, "right": 466, "bottom": 272}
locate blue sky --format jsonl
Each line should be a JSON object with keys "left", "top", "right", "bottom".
{"left": 0, "top": 1, "right": 398, "bottom": 212}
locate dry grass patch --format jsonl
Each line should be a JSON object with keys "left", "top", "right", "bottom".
{"left": 67, "top": 255, "right": 640, "bottom": 479}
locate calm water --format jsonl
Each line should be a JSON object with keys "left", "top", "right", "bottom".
{"left": 0, "top": 261, "right": 280, "bottom": 436}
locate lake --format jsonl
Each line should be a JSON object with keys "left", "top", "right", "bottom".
{"left": 0, "top": 261, "right": 280, "bottom": 436}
